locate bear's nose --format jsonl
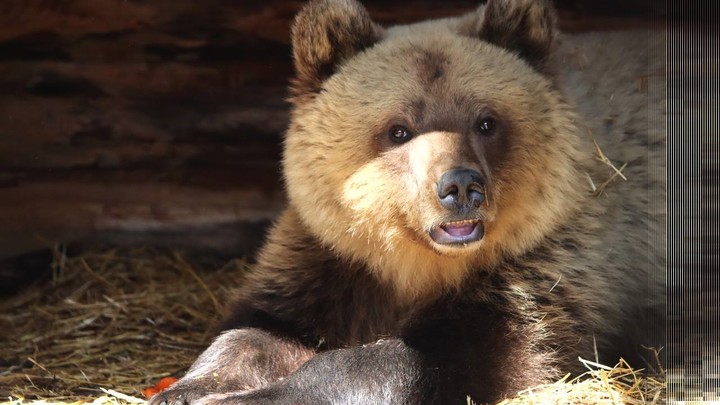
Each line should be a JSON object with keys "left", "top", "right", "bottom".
{"left": 436, "top": 168, "right": 486, "bottom": 210}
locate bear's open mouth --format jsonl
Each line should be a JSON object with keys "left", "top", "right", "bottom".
{"left": 429, "top": 219, "right": 484, "bottom": 245}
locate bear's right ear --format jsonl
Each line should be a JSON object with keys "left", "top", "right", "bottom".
{"left": 290, "top": 0, "right": 383, "bottom": 98}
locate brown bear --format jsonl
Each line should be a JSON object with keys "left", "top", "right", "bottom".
{"left": 149, "top": 0, "right": 666, "bottom": 403}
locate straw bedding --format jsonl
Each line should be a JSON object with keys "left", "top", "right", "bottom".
{"left": 0, "top": 248, "right": 241, "bottom": 403}
{"left": 0, "top": 248, "right": 664, "bottom": 404}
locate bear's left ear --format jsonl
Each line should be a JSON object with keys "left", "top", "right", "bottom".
{"left": 463, "top": 0, "right": 557, "bottom": 73}
{"left": 291, "top": 0, "right": 383, "bottom": 98}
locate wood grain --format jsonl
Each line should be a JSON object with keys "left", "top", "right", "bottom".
{"left": 0, "top": 1, "right": 656, "bottom": 259}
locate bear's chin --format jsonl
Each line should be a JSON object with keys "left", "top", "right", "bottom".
{"left": 429, "top": 220, "right": 485, "bottom": 246}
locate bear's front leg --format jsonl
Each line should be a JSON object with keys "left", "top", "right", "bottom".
{"left": 190, "top": 339, "right": 431, "bottom": 405}
{"left": 187, "top": 302, "right": 564, "bottom": 405}
{"left": 148, "top": 329, "right": 315, "bottom": 405}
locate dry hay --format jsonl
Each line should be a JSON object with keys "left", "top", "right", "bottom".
{"left": 0, "top": 249, "right": 664, "bottom": 405}
{"left": 587, "top": 138, "right": 629, "bottom": 198}
{"left": 494, "top": 357, "right": 665, "bottom": 405}
{"left": 0, "top": 248, "right": 245, "bottom": 404}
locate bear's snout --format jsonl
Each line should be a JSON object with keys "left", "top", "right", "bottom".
{"left": 436, "top": 168, "right": 486, "bottom": 211}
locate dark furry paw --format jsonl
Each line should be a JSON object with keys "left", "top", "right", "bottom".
{"left": 147, "top": 385, "right": 210, "bottom": 405}
{"left": 194, "top": 392, "right": 251, "bottom": 405}
{"left": 192, "top": 387, "right": 289, "bottom": 405}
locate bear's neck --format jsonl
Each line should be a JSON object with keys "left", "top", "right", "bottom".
{"left": 287, "top": 205, "right": 500, "bottom": 304}
{"left": 332, "top": 231, "right": 495, "bottom": 304}
{"left": 368, "top": 246, "right": 477, "bottom": 304}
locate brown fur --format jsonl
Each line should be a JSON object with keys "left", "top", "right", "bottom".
{"left": 285, "top": 20, "right": 586, "bottom": 302}
{"left": 150, "top": 1, "right": 665, "bottom": 404}
{"left": 477, "top": 0, "right": 557, "bottom": 72}
{"left": 290, "top": 0, "right": 383, "bottom": 98}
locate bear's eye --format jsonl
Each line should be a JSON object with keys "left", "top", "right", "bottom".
{"left": 389, "top": 125, "right": 413, "bottom": 144}
{"left": 477, "top": 117, "right": 497, "bottom": 136}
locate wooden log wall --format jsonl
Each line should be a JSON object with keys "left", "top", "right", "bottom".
{"left": 0, "top": 0, "right": 658, "bottom": 261}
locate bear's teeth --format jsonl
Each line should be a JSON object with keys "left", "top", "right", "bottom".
{"left": 441, "top": 220, "right": 479, "bottom": 237}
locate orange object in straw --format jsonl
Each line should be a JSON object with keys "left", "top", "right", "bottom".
{"left": 143, "top": 376, "right": 178, "bottom": 398}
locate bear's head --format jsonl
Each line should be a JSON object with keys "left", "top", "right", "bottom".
{"left": 284, "top": 0, "right": 588, "bottom": 300}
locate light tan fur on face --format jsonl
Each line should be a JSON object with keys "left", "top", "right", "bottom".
{"left": 340, "top": 153, "right": 477, "bottom": 301}
{"left": 284, "top": 13, "right": 594, "bottom": 302}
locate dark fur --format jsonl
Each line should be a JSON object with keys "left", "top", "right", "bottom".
{"left": 149, "top": 0, "right": 664, "bottom": 404}
{"left": 290, "top": 0, "right": 383, "bottom": 98}
{"left": 476, "top": 0, "right": 557, "bottom": 72}
{"left": 151, "top": 211, "right": 599, "bottom": 404}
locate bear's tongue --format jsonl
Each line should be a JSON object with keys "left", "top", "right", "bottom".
{"left": 429, "top": 220, "right": 484, "bottom": 245}
{"left": 442, "top": 222, "right": 476, "bottom": 237}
